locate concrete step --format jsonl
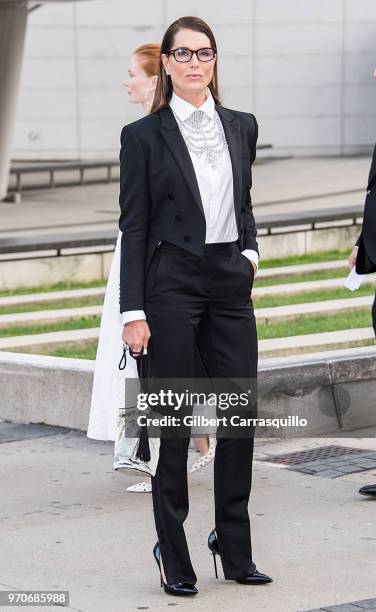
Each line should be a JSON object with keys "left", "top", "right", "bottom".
{"left": 253, "top": 277, "right": 352, "bottom": 296}
{"left": 2, "top": 276, "right": 370, "bottom": 313}
{"left": 256, "top": 295, "right": 374, "bottom": 324}
{"left": 1, "top": 323, "right": 374, "bottom": 360}
{"left": 0, "top": 328, "right": 99, "bottom": 351}
{"left": 258, "top": 259, "right": 348, "bottom": 279}
{"left": 0, "top": 286, "right": 105, "bottom": 308}
{"left": 0, "top": 260, "right": 352, "bottom": 308}
{"left": 1, "top": 294, "right": 373, "bottom": 330}
{"left": 259, "top": 327, "right": 375, "bottom": 358}
{"left": 0, "top": 305, "right": 102, "bottom": 329}
{"left": 259, "top": 343, "right": 376, "bottom": 368}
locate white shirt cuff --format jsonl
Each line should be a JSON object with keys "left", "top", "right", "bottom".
{"left": 121, "top": 310, "right": 146, "bottom": 325}
{"left": 240, "top": 249, "right": 259, "bottom": 276}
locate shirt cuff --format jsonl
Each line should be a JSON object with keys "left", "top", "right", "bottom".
{"left": 121, "top": 310, "right": 146, "bottom": 325}
{"left": 240, "top": 249, "right": 259, "bottom": 276}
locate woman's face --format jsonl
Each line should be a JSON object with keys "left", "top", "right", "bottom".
{"left": 123, "top": 54, "right": 156, "bottom": 104}
{"left": 161, "top": 28, "right": 216, "bottom": 99}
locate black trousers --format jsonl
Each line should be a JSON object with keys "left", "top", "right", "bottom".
{"left": 373, "top": 290, "right": 376, "bottom": 336}
{"left": 137, "top": 240, "right": 258, "bottom": 584}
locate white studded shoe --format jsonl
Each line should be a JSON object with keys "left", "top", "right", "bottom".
{"left": 189, "top": 438, "right": 216, "bottom": 474}
{"left": 126, "top": 481, "right": 152, "bottom": 493}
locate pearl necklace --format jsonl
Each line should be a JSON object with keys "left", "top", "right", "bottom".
{"left": 172, "top": 108, "right": 229, "bottom": 170}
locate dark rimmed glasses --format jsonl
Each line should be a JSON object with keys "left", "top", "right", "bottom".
{"left": 166, "top": 47, "right": 217, "bottom": 62}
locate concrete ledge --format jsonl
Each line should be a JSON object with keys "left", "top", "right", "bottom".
{"left": 0, "top": 252, "right": 113, "bottom": 291}
{"left": 0, "top": 226, "right": 361, "bottom": 290}
{"left": 0, "top": 351, "right": 93, "bottom": 431}
{"left": 259, "top": 328, "right": 375, "bottom": 357}
{"left": 258, "top": 345, "right": 376, "bottom": 435}
{"left": 0, "top": 346, "right": 375, "bottom": 438}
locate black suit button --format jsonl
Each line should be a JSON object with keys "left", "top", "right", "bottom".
{"left": 183, "top": 235, "right": 190, "bottom": 242}
{"left": 240, "top": 229, "right": 244, "bottom": 235}
{"left": 168, "top": 193, "right": 175, "bottom": 200}
{"left": 175, "top": 214, "right": 182, "bottom": 221}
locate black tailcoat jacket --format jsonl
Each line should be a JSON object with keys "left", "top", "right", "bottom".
{"left": 355, "top": 144, "right": 376, "bottom": 274}
{"left": 118, "top": 104, "right": 259, "bottom": 313}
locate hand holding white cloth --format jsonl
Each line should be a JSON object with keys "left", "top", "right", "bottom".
{"left": 344, "top": 266, "right": 364, "bottom": 291}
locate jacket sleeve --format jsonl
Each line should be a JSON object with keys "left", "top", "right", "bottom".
{"left": 118, "top": 125, "right": 150, "bottom": 313}
{"left": 242, "top": 114, "right": 259, "bottom": 254}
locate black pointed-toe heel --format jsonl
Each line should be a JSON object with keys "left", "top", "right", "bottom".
{"left": 236, "top": 570, "right": 273, "bottom": 584}
{"left": 359, "top": 484, "right": 376, "bottom": 497}
{"left": 152, "top": 542, "right": 198, "bottom": 596}
{"left": 208, "top": 529, "right": 220, "bottom": 579}
{"left": 207, "top": 529, "right": 273, "bottom": 584}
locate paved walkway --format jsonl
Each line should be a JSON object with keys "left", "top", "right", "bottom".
{"left": 0, "top": 156, "right": 371, "bottom": 240}
{"left": 1, "top": 421, "right": 375, "bottom": 612}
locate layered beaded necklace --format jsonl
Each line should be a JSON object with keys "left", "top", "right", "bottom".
{"left": 172, "top": 108, "right": 229, "bottom": 170}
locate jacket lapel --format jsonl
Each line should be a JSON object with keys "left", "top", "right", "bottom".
{"left": 215, "top": 105, "right": 242, "bottom": 228}
{"left": 159, "top": 104, "right": 242, "bottom": 223}
{"left": 159, "top": 105, "right": 205, "bottom": 219}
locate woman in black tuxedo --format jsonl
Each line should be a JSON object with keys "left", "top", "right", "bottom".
{"left": 119, "top": 16, "right": 272, "bottom": 596}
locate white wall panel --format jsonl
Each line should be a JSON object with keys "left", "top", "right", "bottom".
{"left": 11, "top": 0, "right": 376, "bottom": 158}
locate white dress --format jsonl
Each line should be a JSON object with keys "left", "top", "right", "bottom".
{"left": 86, "top": 230, "right": 138, "bottom": 441}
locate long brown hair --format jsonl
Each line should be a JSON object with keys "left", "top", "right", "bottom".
{"left": 150, "top": 16, "right": 221, "bottom": 114}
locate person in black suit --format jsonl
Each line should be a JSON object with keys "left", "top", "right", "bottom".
{"left": 118, "top": 16, "right": 272, "bottom": 596}
{"left": 348, "top": 67, "right": 376, "bottom": 498}
{"left": 350, "top": 147, "right": 376, "bottom": 498}
{"left": 348, "top": 142, "right": 376, "bottom": 336}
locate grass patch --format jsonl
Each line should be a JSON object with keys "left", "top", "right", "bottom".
{"left": 37, "top": 341, "right": 98, "bottom": 360}
{"left": 260, "top": 249, "right": 350, "bottom": 268}
{"left": 0, "top": 316, "right": 100, "bottom": 338}
{"left": 0, "top": 279, "right": 106, "bottom": 298}
{"left": 255, "top": 267, "right": 350, "bottom": 287}
{"left": 257, "top": 311, "right": 373, "bottom": 339}
{"left": 48, "top": 342, "right": 98, "bottom": 361}
{"left": 253, "top": 283, "right": 375, "bottom": 308}
{"left": 0, "top": 296, "right": 103, "bottom": 316}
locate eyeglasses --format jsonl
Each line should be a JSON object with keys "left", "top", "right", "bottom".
{"left": 167, "top": 47, "right": 216, "bottom": 63}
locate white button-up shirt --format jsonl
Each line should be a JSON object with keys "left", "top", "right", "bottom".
{"left": 122, "top": 88, "right": 258, "bottom": 325}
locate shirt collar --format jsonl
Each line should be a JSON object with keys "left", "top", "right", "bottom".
{"left": 169, "top": 87, "right": 215, "bottom": 122}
